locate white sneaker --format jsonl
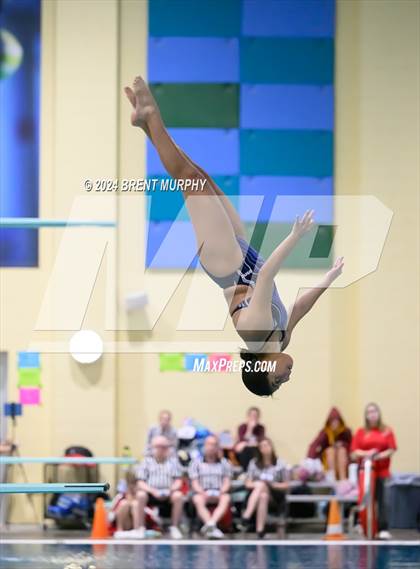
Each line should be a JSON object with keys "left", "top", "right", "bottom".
{"left": 113, "top": 526, "right": 146, "bottom": 539}
{"left": 132, "top": 527, "right": 147, "bottom": 539}
{"left": 209, "top": 527, "right": 224, "bottom": 540}
{"left": 353, "top": 524, "right": 364, "bottom": 536}
{"left": 169, "top": 525, "right": 183, "bottom": 539}
{"left": 200, "top": 521, "right": 215, "bottom": 536}
{"left": 378, "top": 530, "right": 392, "bottom": 540}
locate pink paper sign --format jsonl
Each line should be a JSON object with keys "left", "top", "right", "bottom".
{"left": 208, "top": 353, "right": 232, "bottom": 372}
{"left": 19, "top": 387, "right": 41, "bottom": 406}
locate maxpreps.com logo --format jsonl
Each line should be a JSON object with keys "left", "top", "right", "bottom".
{"left": 192, "top": 358, "right": 276, "bottom": 373}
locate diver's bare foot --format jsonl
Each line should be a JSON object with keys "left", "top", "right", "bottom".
{"left": 124, "top": 76, "right": 158, "bottom": 128}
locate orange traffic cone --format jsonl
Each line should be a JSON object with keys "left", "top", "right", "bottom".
{"left": 90, "top": 497, "right": 110, "bottom": 539}
{"left": 324, "top": 499, "right": 346, "bottom": 540}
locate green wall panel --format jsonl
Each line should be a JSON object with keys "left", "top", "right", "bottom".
{"left": 150, "top": 83, "right": 239, "bottom": 128}
{"left": 246, "top": 222, "right": 332, "bottom": 269}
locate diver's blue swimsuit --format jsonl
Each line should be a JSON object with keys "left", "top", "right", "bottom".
{"left": 200, "top": 236, "right": 288, "bottom": 344}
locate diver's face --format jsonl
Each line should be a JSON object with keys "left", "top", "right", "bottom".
{"left": 266, "top": 353, "right": 294, "bottom": 393}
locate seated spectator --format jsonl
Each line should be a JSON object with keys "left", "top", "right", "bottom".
{"left": 145, "top": 410, "right": 178, "bottom": 456}
{"left": 307, "top": 407, "right": 352, "bottom": 481}
{"left": 189, "top": 435, "right": 232, "bottom": 539}
{"left": 234, "top": 407, "right": 266, "bottom": 470}
{"left": 126, "top": 436, "right": 183, "bottom": 539}
{"left": 112, "top": 470, "right": 140, "bottom": 536}
{"left": 238, "top": 438, "right": 288, "bottom": 538}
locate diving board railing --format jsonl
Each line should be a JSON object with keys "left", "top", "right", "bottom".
{"left": 0, "top": 483, "right": 110, "bottom": 494}
{"left": 1, "top": 457, "right": 137, "bottom": 520}
{"left": 0, "top": 218, "right": 116, "bottom": 229}
{"left": 1, "top": 456, "right": 136, "bottom": 526}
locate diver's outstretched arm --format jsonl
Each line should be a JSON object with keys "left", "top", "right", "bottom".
{"left": 286, "top": 257, "right": 345, "bottom": 334}
{"left": 244, "top": 211, "right": 315, "bottom": 328}
{"left": 259, "top": 210, "right": 315, "bottom": 279}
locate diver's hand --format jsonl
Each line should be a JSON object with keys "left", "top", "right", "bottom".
{"left": 291, "top": 210, "right": 315, "bottom": 239}
{"left": 326, "top": 257, "right": 344, "bottom": 283}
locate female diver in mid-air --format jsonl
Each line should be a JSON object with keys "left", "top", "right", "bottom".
{"left": 125, "top": 76, "right": 344, "bottom": 397}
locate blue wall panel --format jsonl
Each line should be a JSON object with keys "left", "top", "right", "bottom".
{"left": 0, "top": 0, "right": 40, "bottom": 267}
{"left": 149, "top": 0, "right": 241, "bottom": 37}
{"left": 242, "top": 0, "right": 335, "bottom": 38}
{"left": 147, "top": 129, "right": 239, "bottom": 176}
{"left": 147, "top": 177, "right": 240, "bottom": 222}
{"left": 240, "top": 85, "right": 333, "bottom": 130}
{"left": 147, "top": 0, "right": 335, "bottom": 269}
{"left": 146, "top": 188, "right": 186, "bottom": 222}
{"left": 212, "top": 176, "right": 240, "bottom": 196}
{"left": 146, "top": 221, "right": 200, "bottom": 269}
{"left": 240, "top": 176, "right": 333, "bottom": 196}
{"left": 148, "top": 38, "right": 239, "bottom": 83}
{"left": 239, "top": 194, "right": 334, "bottom": 224}
{"left": 240, "top": 130, "right": 333, "bottom": 177}
{"left": 241, "top": 38, "right": 334, "bottom": 84}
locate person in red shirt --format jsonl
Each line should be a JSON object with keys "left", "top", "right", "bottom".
{"left": 351, "top": 402, "right": 397, "bottom": 540}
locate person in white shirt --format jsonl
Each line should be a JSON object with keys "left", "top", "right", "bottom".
{"left": 145, "top": 410, "right": 178, "bottom": 456}
{"left": 117, "top": 436, "right": 184, "bottom": 539}
{"left": 238, "top": 438, "right": 289, "bottom": 538}
{"left": 189, "top": 435, "right": 232, "bottom": 539}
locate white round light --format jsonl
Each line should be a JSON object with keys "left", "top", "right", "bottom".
{"left": 69, "top": 330, "right": 103, "bottom": 364}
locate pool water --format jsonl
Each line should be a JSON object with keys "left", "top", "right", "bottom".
{"left": 1, "top": 541, "right": 419, "bottom": 569}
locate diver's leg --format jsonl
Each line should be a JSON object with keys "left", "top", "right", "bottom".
{"left": 125, "top": 78, "right": 243, "bottom": 276}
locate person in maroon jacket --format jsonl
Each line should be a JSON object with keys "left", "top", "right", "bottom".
{"left": 307, "top": 407, "right": 352, "bottom": 481}
{"left": 234, "top": 407, "right": 266, "bottom": 470}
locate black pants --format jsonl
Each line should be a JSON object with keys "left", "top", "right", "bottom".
{"left": 268, "top": 488, "right": 287, "bottom": 516}
{"left": 375, "top": 477, "right": 389, "bottom": 531}
{"left": 236, "top": 446, "right": 258, "bottom": 470}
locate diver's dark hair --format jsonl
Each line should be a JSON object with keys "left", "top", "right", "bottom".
{"left": 239, "top": 350, "right": 272, "bottom": 397}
